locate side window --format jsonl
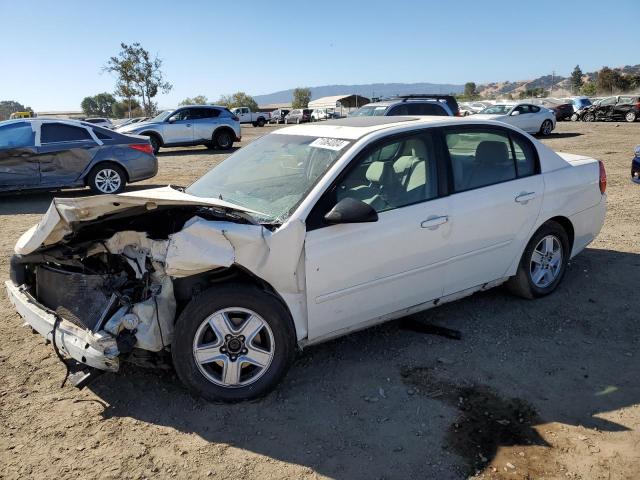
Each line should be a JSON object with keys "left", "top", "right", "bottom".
{"left": 515, "top": 105, "right": 531, "bottom": 114}
{"left": 0, "top": 122, "right": 35, "bottom": 149}
{"left": 445, "top": 129, "right": 516, "bottom": 192}
{"left": 530, "top": 105, "right": 540, "bottom": 113}
{"left": 41, "top": 123, "right": 92, "bottom": 143}
{"left": 511, "top": 135, "right": 537, "bottom": 177}
{"left": 618, "top": 96, "right": 632, "bottom": 105}
{"left": 388, "top": 104, "right": 410, "bottom": 116}
{"left": 333, "top": 132, "right": 438, "bottom": 213}
{"left": 93, "top": 128, "right": 112, "bottom": 140}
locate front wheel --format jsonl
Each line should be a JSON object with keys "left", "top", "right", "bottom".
{"left": 571, "top": 113, "right": 579, "bottom": 122}
{"left": 507, "top": 221, "right": 570, "bottom": 299}
{"left": 583, "top": 112, "right": 595, "bottom": 122}
{"left": 172, "top": 285, "right": 296, "bottom": 402}
{"left": 88, "top": 164, "right": 126, "bottom": 194}
{"left": 625, "top": 111, "right": 637, "bottom": 123}
{"left": 147, "top": 135, "right": 160, "bottom": 154}
{"left": 539, "top": 119, "right": 553, "bottom": 135}
{"left": 213, "top": 130, "right": 233, "bottom": 150}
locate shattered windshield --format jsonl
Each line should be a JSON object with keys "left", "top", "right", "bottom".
{"left": 187, "top": 134, "right": 353, "bottom": 223}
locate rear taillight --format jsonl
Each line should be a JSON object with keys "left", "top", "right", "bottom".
{"left": 598, "top": 160, "right": 607, "bottom": 194}
{"left": 129, "top": 143, "right": 154, "bottom": 155}
{"left": 635, "top": 102, "right": 640, "bottom": 110}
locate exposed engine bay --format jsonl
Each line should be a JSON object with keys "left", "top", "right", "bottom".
{"left": 11, "top": 203, "right": 273, "bottom": 371}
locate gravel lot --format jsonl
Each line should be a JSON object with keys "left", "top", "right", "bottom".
{"left": 1, "top": 122, "right": 638, "bottom": 480}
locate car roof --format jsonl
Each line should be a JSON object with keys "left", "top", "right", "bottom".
{"left": 272, "top": 116, "right": 529, "bottom": 140}
{"left": 361, "top": 98, "right": 447, "bottom": 107}
{"left": 175, "top": 105, "right": 226, "bottom": 109}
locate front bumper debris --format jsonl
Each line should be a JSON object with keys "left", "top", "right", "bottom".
{"left": 5, "top": 280, "right": 119, "bottom": 372}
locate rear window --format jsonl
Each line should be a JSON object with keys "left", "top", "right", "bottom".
{"left": 390, "top": 103, "right": 449, "bottom": 116}
{"left": 41, "top": 123, "right": 92, "bottom": 143}
{"left": 93, "top": 127, "right": 113, "bottom": 140}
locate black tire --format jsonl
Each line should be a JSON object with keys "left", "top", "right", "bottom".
{"left": 625, "top": 111, "right": 637, "bottom": 123}
{"left": 506, "top": 221, "right": 570, "bottom": 299}
{"left": 213, "top": 129, "right": 234, "bottom": 150}
{"left": 172, "top": 284, "right": 296, "bottom": 402}
{"left": 146, "top": 135, "right": 160, "bottom": 154}
{"left": 583, "top": 112, "right": 595, "bottom": 122}
{"left": 87, "top": 163, "right": 126, "bottom": 194}
{"left": 539, "top": 119, "right": 553, "bottom": 136}
{"left": 256, "top": 117, "right": 266, "bottom": 127}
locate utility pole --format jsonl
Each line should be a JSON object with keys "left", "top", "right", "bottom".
{"left": 550, "top": 70, "right": 555, "bottom": 98}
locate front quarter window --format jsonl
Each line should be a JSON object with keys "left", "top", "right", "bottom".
{"left": 186, "top": 134, "right": 353, "bottom": 222}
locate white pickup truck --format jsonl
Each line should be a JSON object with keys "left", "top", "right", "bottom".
{"left": 6, "top": 116, "right": 606, "bottom": 402}
{"left": 230, "top": 107, "right": 270, "bottom": 127}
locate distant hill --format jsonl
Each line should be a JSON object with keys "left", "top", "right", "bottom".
{"left": 253, "top": 82, "right": 465, "bottom": 105}
{"left": 476, "top": 64, "right": 640, "bottom": 98}
{"left": 253, "top": 65, "right": 640, "bottom": 106}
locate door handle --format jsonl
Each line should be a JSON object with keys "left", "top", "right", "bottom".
{"left": 515, "top": 192, "right": 536, "bottom": 204}
{"left": 421, "top": 215, "right": 448, "bottom": 229}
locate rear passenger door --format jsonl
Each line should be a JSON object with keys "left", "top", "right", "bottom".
{"left": 37, "top": 122, "right": 99, "bottom": 186}
{"left": 193, "top": 108, "right": 221, "bottom": 142}
{"left": 441, "top": 126, "right": 543, "bottom": 295}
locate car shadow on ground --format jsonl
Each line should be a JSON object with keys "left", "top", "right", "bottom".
{"left": 536, "top": 132, "right": 583, "bottom": 139}
{"left": 0, "top": 184, "right": 171, "bottom": 216}
{"left": 156, "top": 146, "right": 240, "bottom": 157}
{"left": 85, "top": 247, "right": 640, "bottom": 479}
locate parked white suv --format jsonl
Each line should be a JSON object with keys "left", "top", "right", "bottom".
{"left": 117, "top": 105, "right": 241, "bottom": 153}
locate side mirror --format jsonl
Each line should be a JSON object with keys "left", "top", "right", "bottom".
{"left": 511, "top": 110, "right": 520, "bottom": 116}
{"left": 168, "top": 116, "right": 177, "bottom": 123}
{"left": 324, "top": 197, "right": 378, "bottom": 224}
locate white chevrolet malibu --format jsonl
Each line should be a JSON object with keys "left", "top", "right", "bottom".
{"left": 473, "top": 102, "right": 556, "bottom": 135}
{"left": 6, "top": 116, "right": 606, "bottom": 401}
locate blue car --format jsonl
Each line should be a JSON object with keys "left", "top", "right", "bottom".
{"left": 0, "top": 119, "right": 157, "bottom": 194}
{"left": 633, "top": 145, "right": 640, "bottom": 184}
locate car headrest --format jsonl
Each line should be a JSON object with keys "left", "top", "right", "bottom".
{"left": 475, "top": 141, "right": 510, "bottom": 166}
{"left": 366, "top": 162, "right": 387, "bottom": 183}
{"left": 401, "top": 139, "right": 427, "bottom": 158}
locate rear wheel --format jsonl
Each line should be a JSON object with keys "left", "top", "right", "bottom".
{"left": 214, "top": 129, "right": 234, "bottom": 150}
{"left": 88, "top": 163, "right": 126, "bottom": 194}
{"left": 256, "top": 117, "right": 266, "bottom": 127}
{"left": 625, "top": 111, "right": 637, "bottom": 123}
{"left": 146, "top": 135, "right": 160, "bottom": 154}
{"left": 172, "top": 285, "right": 296, "bottom": 402}
{"left": 539, "top": 119, "right": 553, "bottom": 135}
{"left": 507, "top": 221, "right": 570, "bottom": 299}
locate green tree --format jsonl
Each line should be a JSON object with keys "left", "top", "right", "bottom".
{"left": 580, "top": 81, "right": 597, "bottom": 96}
{"left": 81, "top": 92, "right": 117, "bottom": 117}
{"left": 105, "top": 42, "right": 172, "bottom": 116}
{"left": 0, "top": 100, "right": 32, "bottom": 120}
{"left": 112, "top": 99, "right": 142, "bottom": 118}
{"left": 217, "top": 92, "right": 258, "bottom": 111}
{"left": 570, "top": 65, "right": 583, "bottom": 93}
{"left": 180, "top": 95, "right": 208, "bottom": 106}
{"left": 292, "top": 87, "right": 311, "bottom": 108}
{"left": 464, "top": 82, "right": 477, "bottom": 98}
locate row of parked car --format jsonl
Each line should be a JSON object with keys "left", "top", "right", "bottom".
{"left": 571, "top": 95, "right": 640, "bottom": 123}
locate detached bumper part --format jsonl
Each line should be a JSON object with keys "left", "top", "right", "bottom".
{"left": 5, "top": 280, "right": 119, "bottom": 372}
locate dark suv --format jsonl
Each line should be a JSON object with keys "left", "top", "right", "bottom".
{"left": 349, "top": 95, "right": 459, "bottom": 117}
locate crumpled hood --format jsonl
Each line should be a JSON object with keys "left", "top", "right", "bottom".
{"left": 15, "top": 186, "right": 261, "bottom": 255}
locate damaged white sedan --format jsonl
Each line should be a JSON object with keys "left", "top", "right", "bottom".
{"left": 6, "top": 116, "right": 606, "bottom": 401}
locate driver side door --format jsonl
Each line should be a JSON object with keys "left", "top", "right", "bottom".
{"left": 304, "top": 129, "right": 452, "bottom": 341}
{"left": 164, "top": 108, "right": 195, "bottom": 144}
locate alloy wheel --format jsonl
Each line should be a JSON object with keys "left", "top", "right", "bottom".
{"left": 192, "top": 308, "right": 275, "bottom": 388}
{"left": 529, "top": 235, "right": 563, "bottom": 288}
{"left": 94, "top": 168, "right": 122, "bottom": 193}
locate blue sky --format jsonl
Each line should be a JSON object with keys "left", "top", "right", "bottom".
{"left": 1, "top": 0, "right": 638, "bottom": 111}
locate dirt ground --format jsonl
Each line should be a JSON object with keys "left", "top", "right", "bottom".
{"left": 0, "top": 121, "right": 638, "bottom": 480}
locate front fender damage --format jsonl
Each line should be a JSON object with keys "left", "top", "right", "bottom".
{"left": 11, "top": 189, "right": 308, "bottom": 374}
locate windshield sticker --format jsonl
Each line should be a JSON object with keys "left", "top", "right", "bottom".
{"left": 309, "top": 137, "right": 350, "bottom": 151}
